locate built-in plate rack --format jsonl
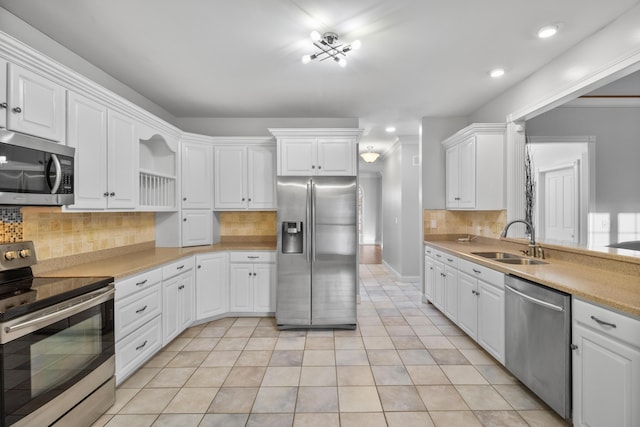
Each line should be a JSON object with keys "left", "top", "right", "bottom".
{"left": 139, "top": 134, "right": 177, "bottom": 211}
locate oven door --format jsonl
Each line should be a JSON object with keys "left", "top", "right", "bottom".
{"left": 1, "top": 285, "right": 115, "bottom": 427}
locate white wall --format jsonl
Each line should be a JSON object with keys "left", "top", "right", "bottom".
{"left": 177, "top": 117, "right": 359, "bottom": 137}
{"left": 359, "top": 174, "right": 382, "bottom": 245}
{"left": 526, "top": 106, "right": 640, "bottom": 244}
{"left": 382, "top": 137, "right": 420, "bottom": 279}
{"left": 0, "top": 7, "right": 178, "bottom": 124}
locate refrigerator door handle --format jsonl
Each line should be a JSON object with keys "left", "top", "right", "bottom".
{"left": 306, "top": 181, "right": 311, "bottom": 262}
{"left": 311, "top": 181, "right": 316, "bottom": 262}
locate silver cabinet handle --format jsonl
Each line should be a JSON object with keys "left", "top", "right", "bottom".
{"left": 590, "top": 315, "right": 616, "bottom": 328}
{"left": 136, "top": 340, "right": 148, "bottom": 351}
{"left": 570, "top": 344, "right": 578, "bottom": 350}
{"left": 104, "top": 192, "right": 109, "bottom": 197}
{"left": 472, "top": 269, "right": 481, "bottom": 274}
{"left": 435, "top": 254, "right": 442, "bottom": 258}
{"left": 176, "top": 265, "right": 185, "bottom": 270}
{"left": 136, "top": 279, "right": 148, "bottom": 286}
{"left": 318, "top": 165, "right": 322, "bottom": 169}
{"left": 311, "top": 165, "right": 316, "bottom": 169}
{"left": 247, "top": 256, "right": 259, "bottom": 259}
{"left": 0, "top": 102, "right": 7, "bottom": 109}
{"left": 183, "top": 218, "right": 187, "bottom": 222}
{"left": 135, "top": 305, "right": 148, "bottom": 314}
{"left": 178, "top": 285, "right": 185, "bottom": 290}
{"left": 183, "top": 197, "right": 187, "bottom": 201}
{"left": 109, "top": 192, "right": 115, "bottom": 197}
{"left": 12, "top": 106, "right": 22, "bottom": 113}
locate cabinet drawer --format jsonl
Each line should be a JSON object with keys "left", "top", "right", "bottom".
{"left": 229, "top": 251, "right": 276, "bottom": 263}
{"left": 116, "top": 268, "right": 162, "bottom": 300}
{"left": 162, "top": 256, "right": 195, "bottom": 280}
{"left": 458, "top": 258, "right": 504, "bottom": 288}
{"left": 434, "top": 250, "right": 457, "bottom": 268}
{"left": 115, "top": 283, "right": 162, "bottom": 340}
{"left": 115, "top": 315, "right": 162, "bottom": 384}
{"left": 573, "top": 298, "right": 640, "bottom": 347}
{"left": 424, "top": 245, "right": 435, "bottom": 257}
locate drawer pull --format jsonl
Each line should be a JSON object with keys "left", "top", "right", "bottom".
{"left": 447, "top": 258, "right": 454, "bottom": 262}
{"left": 135, "top": 305, "right": 148, "bottom": 314}
{"left": 176, "top": 265, "right": 185, "bottom": 270}
{"left": 136, "top": 340, "right": 148, "bottom": 351}
{"left": 136, "top": 279, "right": 148, "bottom": 286}
{"left": 435, "top": 254, "right": 442, "bottom": 258}
{"left": 248, "top": 256, "right": 259, "bottom": 259}
{"left": 590, "top": 315, "right": 616, "bottom": 328}
{"left": 472, "top": 269, "right": 482, "bottom": 274}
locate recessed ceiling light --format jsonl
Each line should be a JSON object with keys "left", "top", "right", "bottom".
{"left": 538, "top": 25, "right": 558, "bottom": 39}
{"left": 385, "top": 126, "right": 396, "bottom": 133}
{"left": 490, "top": 68, "right": 505, "bottom": 78}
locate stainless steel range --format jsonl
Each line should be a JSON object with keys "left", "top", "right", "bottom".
{"left": 0, "top": 241, "right": 115, "bottom": 427}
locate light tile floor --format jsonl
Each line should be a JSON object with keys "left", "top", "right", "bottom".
{"left": 93, "top": 264, "right": 571, "bottom": 427}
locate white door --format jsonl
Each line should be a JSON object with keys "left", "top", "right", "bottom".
{"left": 229, "top": 263, "right": 253, "bottom": 312}
{"left": 195, "top": 252, "right": 229, "bottom": 319}
{"left": 182, "top": 141, "right": 213, "bottom": 209}
{"left": 433, "top": 261, "right": 445, "bottom": 311}
{"left": 541, "top": 163, "right": 578, "bottom": 243}
{"left": 445, "top": 146, "right": 459, "bottom": 208}
{"left": 477, "top": 281, "right": 505, "bottom": 364}
{"left": 182, "top": 210, "right": 212, "bottom": 247}
{"left": 278, "top": 138, "right": 316, "bottom": 175}
{"left": 458, "top": 136, "right": 476, "bottom": 208}
{"left": 317, "top": 138, "right": 355, "bottom": 175}
{"left": 179, "top": 271, "right": 195, "bottom": 330}
{"left": 0, "top": 59, "right": 7, "bottom": 129}
{"left": 424, "top": 255, "right": 435, "bottom": 301}
{"left": 457, "top": 271, "right": 478, "bottom": 339}
{"left": 7, "top": 63, "right": 66, "bottom": 142}
{"left": 107, "top": 109, "right": 138, "bottom": 209}
{"left": 253, "top": 263, "right": 275, "bottom": 312}
{"left": 443, "top": 265, "right": 458, "bottom": 322}
{"left": 66, "top": 92, "right": 108, "bottom": 209}
{"left": 247, "top": 146, "right": 276, "bottom": 209}
{"left": 214, "top": 146, "right": 246, "bottom": 209}
{"left": 162, "top": 276, "right": 180, "bottom": 345}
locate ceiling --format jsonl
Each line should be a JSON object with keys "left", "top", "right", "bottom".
{"left": 0, "top": 0, "right": 638, "bottom": 153}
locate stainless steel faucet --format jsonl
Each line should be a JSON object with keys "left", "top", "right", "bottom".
{"left": 500, "top": 219, "right": 545, "bottom": 258}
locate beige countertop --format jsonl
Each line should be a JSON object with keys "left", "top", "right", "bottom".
{"left": 37, "top": 241, "right": 277, "bottom": 280}
{"left": 424, "top": 237, "right": 640, "bottom": 318}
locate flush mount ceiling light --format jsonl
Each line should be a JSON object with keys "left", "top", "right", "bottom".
{"left": 302, "top": 31, "right": 361, "bottom": 67}
{"left": 490, "top": 68, "right": 505, "bottom": 78}
{"left": 385, "top": 126, "right": 396, "bottom": 133}
{"left": 360, "top": 146, "right": 380, "bottom": 163}
{"left": 537, "top": 25, "right": 558, "bottom": 39}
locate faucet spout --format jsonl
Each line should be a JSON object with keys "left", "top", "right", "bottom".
{"left": 500, "top": 219, "right": 543, "bottom": 258}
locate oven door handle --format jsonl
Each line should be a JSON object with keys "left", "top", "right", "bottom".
{"left": 4, "top": 285, "right": 115, "bottom": 335}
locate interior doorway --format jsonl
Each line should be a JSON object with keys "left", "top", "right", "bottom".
{"left": 537, "top": 162, "right": 580, "bottom": 244}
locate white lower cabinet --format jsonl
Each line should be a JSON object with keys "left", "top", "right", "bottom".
{"left": 572, "top": 298, "right": 640, "bottom": 427}
{"left": 114, "top": 267, "right": 163, "bottom": 384}
{"left": 162, "top": 257, "right": 195, "bottom": 345}
{"left": 423, "top": 246, "right": 435, "bottom": 301}
{"left": 229, "top": 251, "right": 276, "bottom": 313}
{"left": 195, "top": 252, "right": 229, "bottom": 320}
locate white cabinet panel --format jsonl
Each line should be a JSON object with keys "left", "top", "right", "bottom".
{"left": 277, "top": 136, "right": 356, "bottom": 176}
{"left": 162, "top": 263, "right": 195, "bottom": 346}
{"left": 253, "top": 263, "right": 276, "bottom": 312}
{"left": 317, "top": 138, "right": 355, "bottom": 175}
{"left": 457, "top": 137, "right": 476, "bottom": 208}
{"left": 457, "top": 270, "right": 478, "bottom": 339}
{"left": 182, "top": 209, "right": 212, "bottom": 247}
{"left": 181, "top": 141, "right": 213, "bottom": 209}
{"left": 229, "top": 251, "right": 276, "bottom": 313}
{"left": 0, "top": 59, "right": 7, "bottom": 129}
{"left": 214, "top": 145, "right": 245, "bottom": 209}
{"left": 7, "top": 63, "right": 66, "bottom": 142}
{"left": 443, "top": 264, "right": 458, "bottom": 322}
{"left": 424, "top": 254, "right": 435, "bottom": 302}
{"left": 477, "top": 280, "right": 505, "bottom": 363}
{"left": 115, "top": 315, "right": 162, "bottom": 385}
{"left": 196, "top": 252, "right": 229, "bottom": 320}
{"left": 247, "top": 146, "right": 276, "bottom": 209}
{"left": 107, "top": 109, "right": 137, "bottom": 209}
{"left": 278, "top": 138, "right": 315, "bottom": 175}
{"left": 229, "top": 263, "right": 252, "bottom": 312}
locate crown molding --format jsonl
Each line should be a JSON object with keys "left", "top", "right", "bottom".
{"left": 269, "top": 128, "right": 363, "bottom": 140}
{"left": 441, "top": 123, "right": 507, "bottom": 148}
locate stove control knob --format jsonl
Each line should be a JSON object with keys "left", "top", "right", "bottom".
{"left": 19, "top": 249, "right": 31, "bottom": 258}
{"left": 4, "top": 251, "right": 17, "bottom": 260}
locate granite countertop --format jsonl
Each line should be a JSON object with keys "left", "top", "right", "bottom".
{"left": 37, "top": 241, "right": 277, "bottom": 280}
{"left": 424, "top": 237, "right": 640, "bottom": 317}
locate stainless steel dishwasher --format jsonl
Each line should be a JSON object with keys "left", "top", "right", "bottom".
{"left": 505, "top": 275, "right": 571, "bottom": 419}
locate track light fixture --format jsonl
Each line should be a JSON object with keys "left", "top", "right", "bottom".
{"left": 302, "top": 31, "right": 361, "bottom": 67}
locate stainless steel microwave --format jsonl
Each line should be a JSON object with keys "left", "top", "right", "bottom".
{"left": 0, "top": 129, "right": 74, "bottom": 205}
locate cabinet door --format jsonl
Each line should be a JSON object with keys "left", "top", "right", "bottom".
{"left": 66, "top": 92, "right": 108, "bottom": 209}
{"left": 443, "top": 265, "right": 458, "bottom": 322}
{"left": 229, "top": 263, "right": 252, "bottom": 312}
{"left": 317, "top": 138, "right": 355, "bottom": 176}
{"left": 278, "top": 138, "right": 316, "bottom": 175}
{"left": 214, "top": 146, "right": 246, "bottom": 209}
{"left": 247, "top": 146, "right": 277, "bottom": 209}
{"left": 196, "top": 252, "right": 229, "bottom": 319}
{"left": 433, "top": 261, "right": 445, "bottom": 311}
{"left": 457, "top": 271, "right": 478, "bottom": 339}
{"left": 445, "top": 145, "right": 459, "bottom": 208}
{"left": 424, "top": 255, "right": 435, "bottom": 301}
{"left": 253, "top": 263, "right": 275, "bottom": 312}
{"left": 0, "top": 59, "right": 6, "bottom": 129}
{"left": 179, "top": 271, "right": 195, "bottom": 331}
{"left": 7, "top": 63, "right": 66, "bottom": 142}
{"left": 182, "top": 209, "right": 213, "bottom": 247}
{"left": 107, "top": 109, "right": 138, "bottom": 209}
{"left": 573, "top": 324, "right": 640, "bottom": 427}
{"left": 182, "top": 141, "right": 213, "bottom": 209}
{"left": 478, "top": 280, "right": 505, "bottom": 363}
{"left": 162, "top": 276, "right": 180, "bottom": 345}
{"left": 457, "top": 136, "right": 476, "bottom": 208}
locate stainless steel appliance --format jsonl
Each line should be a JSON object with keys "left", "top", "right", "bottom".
{"left": 276, "top": 176, "right": 357, "bottom": 329}
{"left": 0, "top": 129, "right": 74, "bottom": 206}
{"left": 0, "top": 241, "right": 114, "bottom": 427}
{"left": 505, "top": 275, "right": 571, "bottom": 418}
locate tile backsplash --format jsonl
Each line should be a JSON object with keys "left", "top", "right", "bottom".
{"left": 219, "top": 211, "right": 277, "bottom": 238}
{"left": 17, "top": 208, "right": 155, "bottom": 260}
{"left": 423, "top": 209, "right": 507, "bottom": 239}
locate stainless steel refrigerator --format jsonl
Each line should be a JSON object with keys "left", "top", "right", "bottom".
{"left": 276, "top": 176, "right": 357, "bottom": 329}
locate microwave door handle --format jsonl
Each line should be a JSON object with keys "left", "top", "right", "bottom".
{"left": 48, "top": 154, "right": 62, "bottom": 194}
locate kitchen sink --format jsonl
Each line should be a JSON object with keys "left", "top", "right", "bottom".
{"left": 472, "top": 251, "right": 523, "bottom": 259}
{"left": 495, "top": 258, "right": 548, "bottom": 265}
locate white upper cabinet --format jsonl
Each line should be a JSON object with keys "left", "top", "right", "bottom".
{"left": 181, "top": 140, "right": 213, "bottom": 209}
{"left": 182, "top": 209, "right": 212, "bottom": 247}
{"left": 3, "top": 62, "right": 66, "bottom": 142}
{"left": 214, "top": 140, "right": 276, "bottom": 210}
{"left": 107, "top": 109, "right": 138, "bottom": 209}
{"left": 443, "top": 123, "right": 506, "bottom": 210}
{"left": 0, "top": 59, "right": 6, "bottom": 130}
{"left": 270, "top": 128, "right": 362, "bottom": 176}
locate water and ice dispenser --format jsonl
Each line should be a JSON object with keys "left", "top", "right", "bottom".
{"left": 282, "top": 221, "right": 303, "bottom": 254}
